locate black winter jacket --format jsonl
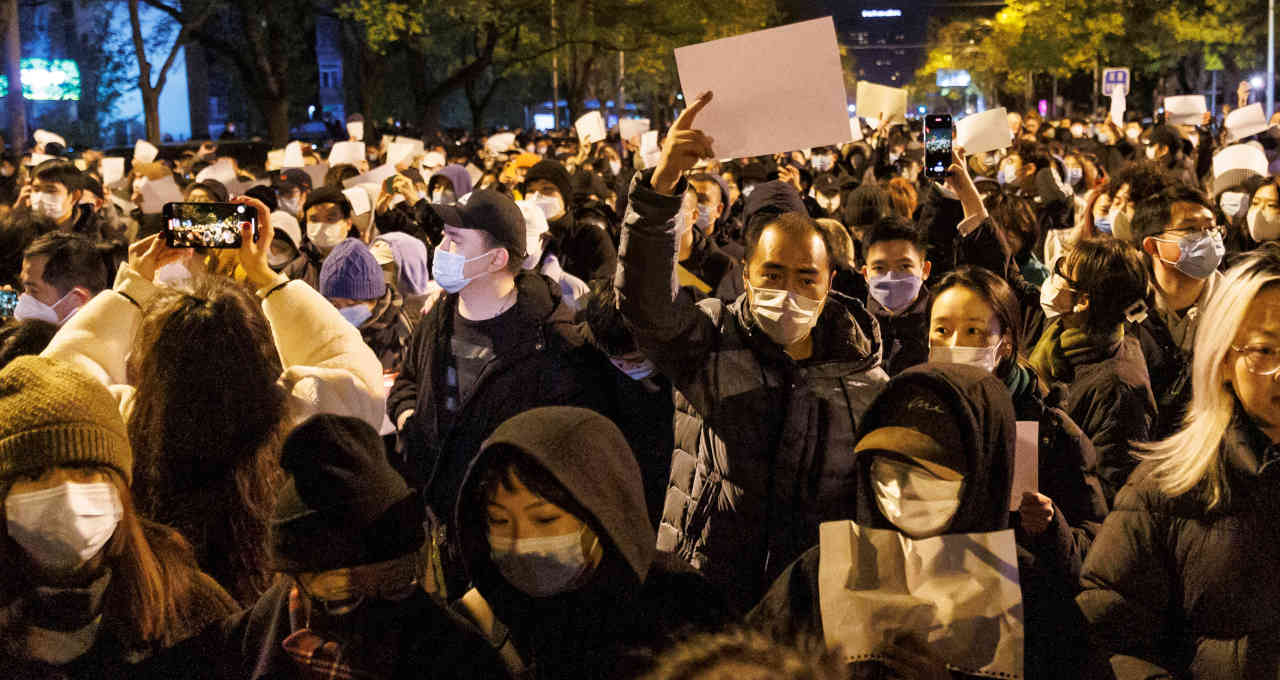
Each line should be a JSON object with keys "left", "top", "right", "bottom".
{"left": 1077, "top": 407, "right": 1280, "bottom": 679}
{"left": 617, "top": 170, "right": 890, "bottom": 613}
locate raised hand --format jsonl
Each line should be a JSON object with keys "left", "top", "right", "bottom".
{"left": 653, "top": 91, "right": 715, "bottom": 195}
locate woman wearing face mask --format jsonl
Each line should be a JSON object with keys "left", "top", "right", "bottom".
{"left": 40, "top": 198, "right": 385, "bottom": 606}
{"left": 1030, "top": 238, "right": 1158, "bottom": 505}
{"left": 1226, "top": 175, "right": 1280, "bottom": 256}
{"left": 455, "top": 407, "right": 730, "bottom": 680}
{"left": 928, "top": 266, "right": 1108, "bottom": 581}
{"left": 1078, "top": 243, "right": 1280, "bottom": 680}
{"left": 749, "top": 364, "right": 1087, "bottom": 680}
{"left": 0, "top": 356, "right": 236, "bottom": 676}
{"left": 141, "top": 414, "right": 508, "bottom": 680}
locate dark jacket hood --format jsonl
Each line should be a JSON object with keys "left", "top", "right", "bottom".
{"left": 742, "top": 180, "right": 807, "bottom": 232}
{"left": 853, "top": 363, "right": 1016, "bottom": 535}
{"left": 525, "top": 160, "right": 574, "bottom": 210}
{"left": 455, "top": 406, "right": 656, "bottom": 597}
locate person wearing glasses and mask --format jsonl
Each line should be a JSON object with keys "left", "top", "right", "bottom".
{"left": 1031, "top": 239, "right": 1157, "bottom": 505}
{"left": 615, "top": 92, "right": 889, "bottom": 613}
{"left": 1125, "top": 183, "right": 1226, "bottom": 439}
{"left": 1079, "top": 244, "right": 1280, "bottom": 680}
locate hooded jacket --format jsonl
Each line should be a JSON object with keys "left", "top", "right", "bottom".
{"left": 617, "top": 170, "right": 890, "bottom": 613}
{"left": 748, "top": 364, "right": 1086, "bottom": 680}
{"left": 527, "top": 160, "right": 618, "bottom": 284}
{"left": 386, "top": 271, "right": 608, "bottom": 596}
{"left": 356, "top": 284, "right": 417, "bottom": 372}
{"left": 1078, "top": 405, "right": 1280, "bottom": 680}
{"left": 435, "top": 164, "right": 474, "bottom": 198}
{"left": 454, "top": 407, "right": 729, "bottom": 680}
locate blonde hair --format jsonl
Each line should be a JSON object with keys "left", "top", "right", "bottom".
{"left": 1137, "top": 244, "right": 1280, "bottom": 509}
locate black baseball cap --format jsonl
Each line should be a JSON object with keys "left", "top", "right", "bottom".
{"left": 431, "top": 189, "right": 527, "bottom": 259}
{"left": 273, "top": 168, "right": 313, "bottom": 192}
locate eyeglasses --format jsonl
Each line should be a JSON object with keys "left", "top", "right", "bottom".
{"left": 1232, "top": 344, "right": 1280, "bottom": 376}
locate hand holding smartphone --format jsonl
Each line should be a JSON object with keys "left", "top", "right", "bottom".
{"left": 924, "top": 114, "right": 954, "bottom": 181}
{"left": 0, "top": 290, "right": 17, "bottom": 319}
{"left": 163, "top": 202, "right": 258, "bottom": 249}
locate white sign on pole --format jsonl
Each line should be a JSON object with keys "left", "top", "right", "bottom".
{"left": 674, "top": 17, "right": 851, "bottom": 160}
{"left": 1102, "top": 67, "right": 1130, "bottom": 97}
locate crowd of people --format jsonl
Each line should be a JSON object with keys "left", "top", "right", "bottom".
{"left": 2, "top": 78, "right": 1280, "bottom": 679}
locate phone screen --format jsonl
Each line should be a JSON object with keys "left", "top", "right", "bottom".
{"left": 924, "top": 115, "right": 953, "bottom": 180}
{"left": 0, "top": 290, "right": 17, "bottom": 319}
{"left": 163, "top": 202, "right": 256, "bottom": 249}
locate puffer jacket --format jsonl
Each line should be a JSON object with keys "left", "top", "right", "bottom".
{"left": 1077, "top": 406, "right": 1280, "bottom": 680}
{"left": 616, "top": 170, "right": 890, "bottom": 613}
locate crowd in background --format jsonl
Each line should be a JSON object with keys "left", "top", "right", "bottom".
{"left": 1, "top": 78, "right": 1280, "bottom": 679}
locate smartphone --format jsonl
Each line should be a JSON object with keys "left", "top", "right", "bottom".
{"left": 0, "top": 290, "right": 16, "bottom": 319}
{"left": 163, "top": 202, "right": 256, "bottom": 249}
{"left": 924, "top": 114, "right": 954, "bottom": 180}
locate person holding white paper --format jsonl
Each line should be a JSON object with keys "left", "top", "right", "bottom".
{"left": 616, "top": 91, "right": 890, "bottom": 613}
{"left": 748, "top": 363, "right": 1086, "bottom": 680}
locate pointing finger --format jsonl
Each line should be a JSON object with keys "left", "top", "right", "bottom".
{"left": 673, "top": 91, "right": 713, "bottom": 131}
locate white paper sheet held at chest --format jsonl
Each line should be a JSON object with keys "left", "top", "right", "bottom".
{"left": 855, "top": 81, "right": 908, "bottom": 126}
{"left": 956, "top": 107, "right": 1013, "bottom": 156}
{"left": 302, "top": 162, "right": 330, "bottom": 190}
{"left": 619, "top": 118, "right": 651, "bottom": 142}
{"left": 1164, "top": 95, "right": 1206, "bottom": 126}
{"left": 342, "top": 164, "right": 396, "bottom": 193}
{"left": 675, "top": 17, "right": 850, "bottom": 160}
{"left": 139, "top": 175, "right": 184, "bottom": 214}
{"left": 196, "top": 158, "right": 237, "bottom": 186}
{"left": 848, "top": 118, "right": 863, "bottom": 142}
{"left": 134, "top": 139, "right": 159, "bottom": 164}
{"left": 329, "top": 141, "right": 366, "bottom": 167}
{"left": 283, "top": 141, "right": 305, "bottom": 168}
{"left": 1010, "top": 421, "right": 1040, "bottom": 510}
{"left": 817, "top": 520, "right": 1023, "bottom": 679}
{"left": 1110, "top": 92, "right": 1126, "bottom": 128}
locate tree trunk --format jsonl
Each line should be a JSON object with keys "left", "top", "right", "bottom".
{"left": 265, "top": 96, "right": 290, "bottom": 145}
{"left": 2, "top": 0, "right": 25, "bottom": 148}
{"left": 142, "top": 88, "right": 161, "bottom": 143}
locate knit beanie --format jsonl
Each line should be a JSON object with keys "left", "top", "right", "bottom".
{"left": 270, "top": 414, "right": 424, "bottom": 572}
{"left": 525, "top": 160, "right": 573, "bottom": 207}
{"left": 318, "top": 238, "right": 385, "bottom": 301}
{"left": 0, "top": 356, "right": 132, "bottom": 484}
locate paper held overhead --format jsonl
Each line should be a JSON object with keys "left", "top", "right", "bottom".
{"left": 387, "top": 140, "right": 421, "bottom": 167}
{"left": 1226, "top": 103, "right": 1274, "bottom": 142}
{"left": 855, "top": 81, "right": 908, "bottom": 126}
{"left": 342, "top": 163, "right": 396, "bottom": 194}
{"left": 1164, "top": 95, "right": 1206, "bottom": 126}
{"left": 283, "top": 141, "right": 305, "bottom": 168}
{"left": 343, "top": 186, "right": 373, "bottom": 215}
{"left": 675, "top": 17, "right": 851, "bottom": 160}
{"left": 955, "top": 107, "right": 1013, "bottom": 156}
{"left": 34, "top": 129, "right": 67, "bottom": 149}
{"left": 301, "top": 162, "right": 329, "bottom": 190}
{"left": 575, "top": 111, "right": 607, "bottom": 145}
{"left": 138, "top": 175, "right": 183, "bottom": 214}
{"left": 640, "top": 130, "right": 662, "bottom": 168}
{"left": 618, "top": 118, "right": 651, "bottom": 142}
{"left": 100, "top": 158, "right": 126, "bottom": 187}
{"left": 195, "top": 158, "right": 237, "bottom": 186}
{"left": 848, "top": 118, "right": 863, "bottom": 143}
{"left": 1110, "top": 91, "right": 1126, "bottom": 128}
{"left": 133, "top": 139, "right": 159, "bottom": 164}
{"left": 485, "top": 132, "right": 517, "bottom": 155}
{"left": 422, "top": 151, "right": 446, "bottom": 169}
{"left": 346, "top": 121, "right": 364, "bottom": 142}
{"left": 266, "top": 150, "right": 285, "bottom": 172}
{"left": 329, "top": 141, "right": 366, "bottom": 167}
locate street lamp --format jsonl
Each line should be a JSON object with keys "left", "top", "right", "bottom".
{"left": 1253, "top": 75, "right": 1265, "bottom": 89}
{"left": 1270, "top": 0, "right": 1275, "bottom": 117}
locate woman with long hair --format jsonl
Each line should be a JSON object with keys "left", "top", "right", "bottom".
{"left": 41, "top": 197, "right": 385, "bottom": 605}
{"left": 1078, "top": 243, "right": 1280, "bottom": 679}
{"left": 0, "top": 356, "right": 235, "bottom": 675}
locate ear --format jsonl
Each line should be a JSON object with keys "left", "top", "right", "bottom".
{"left": 68, "top": 286, "right": 92, "bottom": 306}
{"left": 488, "top": 247, "right": 510, "bottom": 273}
{"left": 921, "top": 259, "right": 932, "bottom": 280}
{"left": 1072, "top": 292, "right": 1091, "bottom": 315}
{"left": 1142, "top": 236, "right": 1160, "bottom": 256}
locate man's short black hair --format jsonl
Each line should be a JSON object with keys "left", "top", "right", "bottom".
{"left": 860, "top": 215, "right": 927, "bottom": 260}
{"left": 744, "top": 211, "right": 837, "bottom": 273}
{"left": 22, "top": 232, "right": 109, "bottom": 296}
{"left": 1130, "top": 182, "right": 1213, "bottom": 244}
{"left": 32, "top": 160, "right": 85, "bottom": 192}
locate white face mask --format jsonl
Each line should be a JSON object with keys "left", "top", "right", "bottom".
{"left": 14, "top": 290, "right": 77, "bottom": 325}
{"left": 527, "top": 192, "right": 564, "bottom": 222}
{"left": 610, "top": 357, "right": 656, "bottom": 381}
{"left": 524, "top": 231, "right": 547, "bottom": 270}
{"left": 871, "top": 457, "right": 963, "bottom": 539}
{"left": 1126, "top": 128, "right": 1141, "bottom": 141}
{"left": 748, "top": 283, "right": 823, "bottom": 347}
{"left": 489, "top": 527, "right": 595, "bottom": 597}
{"left": 1145, "top": 146, "right": 1159, "bottom": 160}
{"left": 929, "top": 342, "right": 1002, "bottom": 373}
{"left": 1039, "top": 272, "right": 1075, "bottom": 320}
{"left": 279, "top": 195, "right": 302, "bottom": 217}
{"left": 1248, "top": 206, "right": 1280, "bottom": 242}
{"left": 307, "top": 220, "right": 349, "bottom": 250}
{"left": 1001, "top": 165, "right": 1019, "bottom": 184}
{"left": 1220, "top": 191, "right": 1248, "bottom": 219}
{"left": 31, "top": 191, "right": 67, "bottom": 219}
{"left": 609, "top": 160, "right": 622, "bottom": 175}
{"left": 6, "top": 481, "right": 123, "bottom": 572}
{"left": 431, "top": 244, "right": 493, "bottom": 294}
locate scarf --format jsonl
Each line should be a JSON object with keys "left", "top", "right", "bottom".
{"left": 282, "top": 585, "right": 418, "bottom": 680}
{"left": 2, "top": 570, "right": 111, "bottom": 666}
{"left": 1029, "top": 319, "right": 1123, "bottom": 383}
